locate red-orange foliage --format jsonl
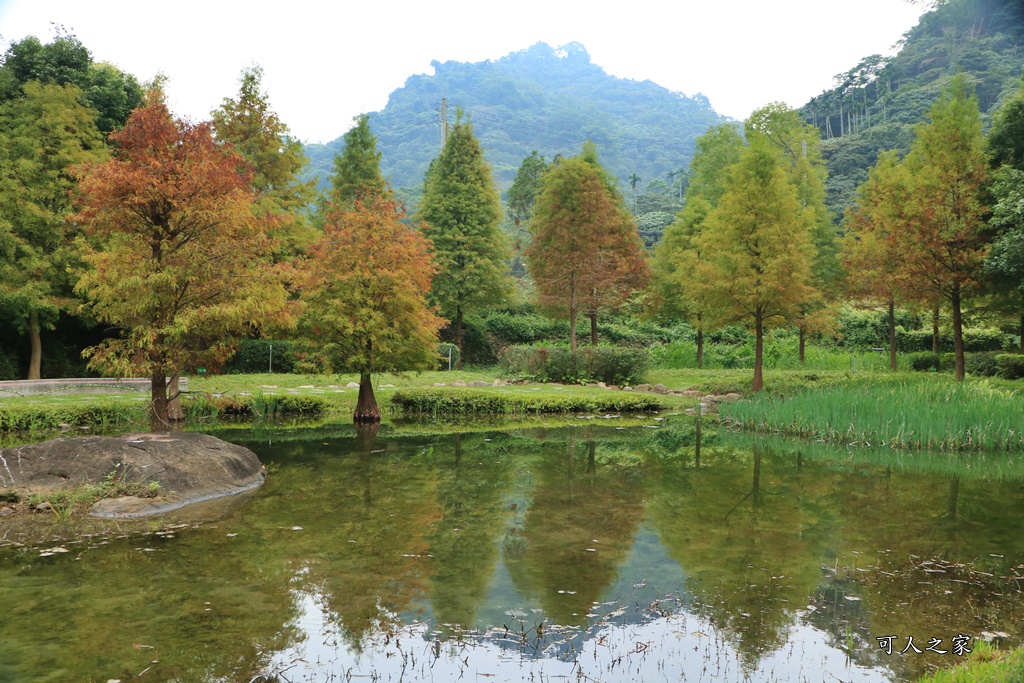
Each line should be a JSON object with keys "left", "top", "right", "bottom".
{"left": 526, "top": 156, "right": 649, "bottom": 352}
{"left": 74, "top": 91, "right": 291, "bottom": 429}
{"left": 296, "top": 194, "right": 445, "bottom": 422}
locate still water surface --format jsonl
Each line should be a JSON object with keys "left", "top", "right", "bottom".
{"left": 1, "top": 418, "right": 1022, "bottom": 682}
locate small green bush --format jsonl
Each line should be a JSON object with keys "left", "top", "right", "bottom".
{"left": 996, "top": 353, "right": 1024, "bottom": 380}
{"left": 498, "top": 345, "right": 649, "bottom": 385}
{"left": 966, "top": 351, "right": 1000, "bottom": 377}
{"left": 906, "top": 352, "right": 941, "bottom": 372}
{"left": 941, "top": 352, "right": 957, "bottom": 372}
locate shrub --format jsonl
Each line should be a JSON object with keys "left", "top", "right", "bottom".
{"left": 965, "top": 351, "right": 1000, "bottom": 377}
{"left": 441, "top": 316, "right": 495, "bottom": 365}
{"left": 896, "top": 326, "right": 1010, "bottom": 353}
{"left": 996, "top": 353, "right": 1024, "bottom": 380}
{"left": 484, "top": 312, "right": 553, "bottom": 344}
{"left": 583, "top": 346, "right": 650, "bottom": 385}
{"left": 964, "top": 328, "right": 1014, "bottom": 352}
{"left": 224, "top": 339, "right": 296, "bottom": 374}
{"left": 498, "top": 345, "right": 649, "bottom": 385}
{"left": 906, "top": 352, "right": 941, "bottom": 372}
{"left": 838, "top": 307, "right": 917, "bottom": 349}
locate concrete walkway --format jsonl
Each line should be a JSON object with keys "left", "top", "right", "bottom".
{"left": 0, "top": 377, "right": 189, "bottom": 398}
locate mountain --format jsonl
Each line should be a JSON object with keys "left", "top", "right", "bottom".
{"left": 303, "top": 42, "right": 726, "bottom": 201}
{"left": 800, "top": 0, "right": 1024, "bottom": 219}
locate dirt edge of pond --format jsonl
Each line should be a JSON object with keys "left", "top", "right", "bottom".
{"left": 0, "top": 432, "right": 265, "bottom": 519}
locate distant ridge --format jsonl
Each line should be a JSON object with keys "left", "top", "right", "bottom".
{"left": 303, "top": 42, "right": 726, "bottom": 200}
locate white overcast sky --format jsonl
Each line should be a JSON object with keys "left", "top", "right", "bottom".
{"left": 0, "top": 0, "right": 927, "bottom": 144}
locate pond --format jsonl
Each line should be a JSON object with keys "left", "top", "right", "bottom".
{"left": 1, "top": 416, "right": 1022, "bottom": 682}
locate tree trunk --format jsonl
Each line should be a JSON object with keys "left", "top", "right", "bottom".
{"left": 150, "top": 370, "right": 171, "bottom": 432}
{"left": 694, "top": 412, "right": 702, "bottom": 468}
{"left": 888, "top": 297, "right": 898, "bottom": 371}
{"left": 799, "top": 325, "right": 806, "bottom": 365}
{"left": 753, "top": 311, "right": 764, "bottom": 392}
{"left": 589, "top": 312, "right": 598, "bottom": 346}
{"left": 167, "top": 373, "right": 185, "bottom": 422}
{"left": 951, "top": 284, "right": 965, "bottom": 381}
{"left": 1019, "top": 314, "right": 1023, "bottom": 353}
{"left": 751, "top": 442, "right": 763, "bottom": 508}
{"left": 696, "top": 313, "right": 704, "bottom": 368}
{"left": 455, "top": 306, "right": 464, "bottom": 370}
{"left": 932, "top": 305, "right": 940, "bottom": 354}
{"left": 354, "top": 370, "right": 380, "bottom": 423}
{"left": 569, "top": 307, "right": 577, "bottom": 356}
{"left": 28, "top": 310, "right": 42, "bottom": 380}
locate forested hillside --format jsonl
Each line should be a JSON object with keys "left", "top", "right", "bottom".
{"left": 303, "top": 42, "right": 725, "bottom": 200}
{"left": 801, "top": 0, "right": 1024, "bottom": 218}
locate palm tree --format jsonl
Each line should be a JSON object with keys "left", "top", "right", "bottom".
{"left": 628, "top": 173, "right": 641, "bottom": 213}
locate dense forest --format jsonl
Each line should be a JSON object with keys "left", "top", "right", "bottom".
{"left": 303, "top": 42, "right": 725, "bottom": 201}
{"left": 801, "top": 0, "right": 1024, "bottom": 218}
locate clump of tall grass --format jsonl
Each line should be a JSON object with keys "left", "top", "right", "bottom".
{"left": 182, "top": 392, "right": 328, "bottom": 421}
{"left": 722, "top": 381, "right": 1024, "bottom": 452}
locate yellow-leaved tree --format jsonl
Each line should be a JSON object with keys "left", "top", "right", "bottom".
{"left": 696, "top": 140, "right": 816, "bottom": 392}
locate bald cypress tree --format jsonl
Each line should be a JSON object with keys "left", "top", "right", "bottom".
{"left": 330, "top": 114, "right": 388, "bottom": 207}
{"left": 418, "top": 115, "right": 510, "bottom": 367}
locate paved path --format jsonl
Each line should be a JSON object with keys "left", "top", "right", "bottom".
{"left": 0, "top": 377, "right": 189, "bottom": 398}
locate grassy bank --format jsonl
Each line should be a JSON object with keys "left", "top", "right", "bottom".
{"left": 915, "top": 642, "right": 1024, "bottom": 682}
{"left": 0, "top": 370, "right": 692, "bottom": 437}
{"left": 722, "top": 380, "right": 1024, "bottom": 452}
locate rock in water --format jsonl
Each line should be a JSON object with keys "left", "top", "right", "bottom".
{"left": 0, "top": 433, "right": 265, "bottom": 519}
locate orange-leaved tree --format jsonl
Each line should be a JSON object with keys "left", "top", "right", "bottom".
{"left": 526, "top": 153, "right": 649, "bottom": 354}
{"left": 900, "top": 75, "right": 991, "bottom": 381}
{"left": 295, "top": 195, "right": 445, "bottom": 423}
{"left": 74, "top": 91, "right": 292, "bottom": 430}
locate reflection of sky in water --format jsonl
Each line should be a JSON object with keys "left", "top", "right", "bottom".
{"left": 267, "top": 593, "right": 892, "bottom": 682}
{"left": 264, "top": 527, "right": 895, "bottom": 682}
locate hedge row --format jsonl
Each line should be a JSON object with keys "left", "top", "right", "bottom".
{"left": 497, "top": 346, "right": 649, "bottom": 385}
{"left": 390, "top": 388, "right": 663, "bottom": 416}
{"left": 0, "top": 402, "right": 146, "bottom": 433}
{"left": 905, "top": 351, "right": 1024, "bottom": 378}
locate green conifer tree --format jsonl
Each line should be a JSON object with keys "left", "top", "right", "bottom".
{"left": 418, "top": 115, "right": 510, "bottom": 367}
{"left": 329, "top": 114, "right": 388, "bottom": 207}
{"left": 212, "top": 66, "right": 315, "bottom": 259}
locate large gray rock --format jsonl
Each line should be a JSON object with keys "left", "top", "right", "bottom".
{"left": 0, "top": 433, "right": 265, "bottom": 518}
